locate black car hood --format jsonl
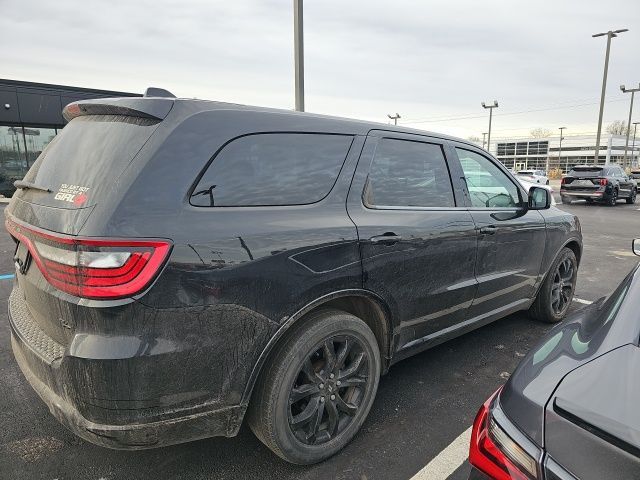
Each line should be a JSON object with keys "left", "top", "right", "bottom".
{"left": 499, "top": 263, "right": 640, "bottom": 446}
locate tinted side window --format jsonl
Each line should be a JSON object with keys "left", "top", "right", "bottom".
{"left": 363, "top": 138, "right": 455, "bottom": 208}
{"left": 190, "top": 133, "right": 353, "bottom": 207}
{"left": 456, "top": 148, "right": 520, "bottom": 208}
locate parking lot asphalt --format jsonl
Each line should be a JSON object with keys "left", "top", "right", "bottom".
{"left": 0, "top": 200, "right": 638, "bottom": 480}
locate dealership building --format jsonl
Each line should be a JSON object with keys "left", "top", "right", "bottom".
{"left": 0, "top": 79, "right": 137, "bottom": 197}
{"left": 488, "top": 134, "right": 639, "bottom": 172}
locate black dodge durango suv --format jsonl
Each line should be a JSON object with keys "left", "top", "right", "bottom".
{"left": 6, "top": 94, "right": 582, "bottom": 464}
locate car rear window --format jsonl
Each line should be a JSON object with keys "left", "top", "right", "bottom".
{"left": 568, "top": 166, "right": 605, "bottom": 177}
{"left": 19, "top": 115, "right": 158, "bottom": 208}
{"left": 190, "top": 133, "right": 353, "bottom": 207}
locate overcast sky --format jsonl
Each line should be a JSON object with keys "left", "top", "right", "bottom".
{"left": 2, "top": 0, "right": 639, "bottom": 140}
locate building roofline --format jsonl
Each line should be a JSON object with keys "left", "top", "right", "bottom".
{"left": 0, "top": 78, "right": 139, "bottom": 97}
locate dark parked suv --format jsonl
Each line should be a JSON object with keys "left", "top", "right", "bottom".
{"left": 560, "top": 164, "right": 637, "bottom": 206}
{"left": 6, "top": 94, "right": 582, "bottom": 464}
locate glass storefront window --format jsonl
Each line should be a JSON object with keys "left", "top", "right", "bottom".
{"left": 0, "top": 126, "right": 58, "bottom": 197}
{"left": 0, "top": 126, "right": 28, "bottom": 197}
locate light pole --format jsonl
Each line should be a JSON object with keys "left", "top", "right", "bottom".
{"left": 557, "top": 127, "right": 567, "bottom": 173}
{"left": 293, "top": 0, "right": 304, "bottom": 112}
{"left": 621, "top": 83, "right": 640, "bottom": 166}
{"left": 481, "top": 101, "right": 499, "bottom": 154}
{"left": 632, "top": 122, "right": 640, "bottom": 167}
{"left": 482, "top": 132, "right": 488, "bottom": 150}
{"left": 387, "top": 113, "right": 401, "bottom": 125}
{"left": 592, "top": 28, "right": 628, "bottom": 163}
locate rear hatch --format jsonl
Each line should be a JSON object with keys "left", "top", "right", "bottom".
{"left": 6, "top": 97, "right": 174, "bottom": 348}
{"left": 9, "top": 98, "right": 173, "bottom": 235}
{"left": 545, "top": 345, "right": 640, "bottom": 479}
{"left": 561, "top": 166, "right": 607, "bottom": 193}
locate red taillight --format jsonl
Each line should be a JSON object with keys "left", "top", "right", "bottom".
{"left": 469, "top": 387, "right": 536, "bottom": 480}
{"left": 6, "top": 217, "right": 171, "bottom": 299}
{"left": 560, "top": 177, "right": 567, "bottom": 185}
{"left": 599, "top": 178, "right": 608, "bottom": 186}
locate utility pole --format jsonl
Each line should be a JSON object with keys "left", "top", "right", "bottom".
{"left": 482, "top": 132, "right": 488, "bottom": 150}
{"left": 592, "top": 28, "right": 628, "bottom": 163}
{"left": 557, "top": 127, "right": 567, "bottom": 172}
{"left": 387, "top": 113, "right": 401, "bottom": 125}
{"left": 293, "top": 0, "right": 304, "bottom": 112}
{"left": 632, "top": 122, "right": 640, "bottom": 167}
{"left": 481, "top": 101, "right": 499, "bottom": 154}
{"left": 621, "top": 83, "right": 640, "bottom": 166}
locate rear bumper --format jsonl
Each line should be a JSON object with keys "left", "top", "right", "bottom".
{"left": 560, "top": 191, "right": 605, "bottom": 198}
{"left": 11, "top": 333, "right": 243, "bottom": 449}
{"left": 467, "top": 466, "right": 492, "bottom": 479}
{"left": 7, "top": 283, "right": 254, "bottom": 450}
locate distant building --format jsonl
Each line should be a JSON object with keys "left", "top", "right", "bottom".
{"left": 489, "top": 134, "right": 638, "bottom": 172}
{"left": 0, "top": 79, "right": 138, "bottom": 197}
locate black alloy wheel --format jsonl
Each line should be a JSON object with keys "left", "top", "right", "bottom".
{"left": 607, "top": 189, "right": 618, "bottom": 206}
{"left": 550, "top": 257, "right": 575, "bottom": 316}
{"left": 247, "top": 309, "right": 381, "bottom": 464}
{"left": 529, "top": 247, "right": 578, "bottom": 323}
{"left": 626, "top": 189, "right": 637, "bottom": 204}
{"left": 288, "top": 335, "right": 369, "bottom": 445}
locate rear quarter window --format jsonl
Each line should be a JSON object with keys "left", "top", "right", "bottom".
{"left": 190, "top": 133, "right": 353, "bottom": 207}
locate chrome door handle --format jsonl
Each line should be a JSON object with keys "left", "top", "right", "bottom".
{"left": 479, "top": 225, "right": 497, "bottom": 235}
{"left": 369, "top": 233, "right": 402, "bottom": 245}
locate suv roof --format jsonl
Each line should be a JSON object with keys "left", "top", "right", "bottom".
{"left": 63, "top": 96, "right": 479, "bottom": 148}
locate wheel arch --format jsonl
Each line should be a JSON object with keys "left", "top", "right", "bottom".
{"left": 563, "top": 238, "right": 582, "bottom": 266}
{"left": 240, "top": 289, "right": 394, "bottom": 407}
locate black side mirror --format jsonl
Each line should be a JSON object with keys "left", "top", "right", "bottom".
{"left": 528, "top": 186, "right": 551, "bottom": 210}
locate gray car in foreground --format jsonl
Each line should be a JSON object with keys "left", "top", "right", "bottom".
{"left": 468, "top": 242, "right": 640, "bottom": 479}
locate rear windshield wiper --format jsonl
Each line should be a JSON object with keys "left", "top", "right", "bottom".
{"left": 13, "top": 180, "right": 52, "bottom": 193}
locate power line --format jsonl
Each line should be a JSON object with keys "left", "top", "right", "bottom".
{"left": 401, "top": 98, "right": 628, "bottom": 125}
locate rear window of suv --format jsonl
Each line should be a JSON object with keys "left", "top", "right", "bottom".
{"left": 568, "top": 166, "right": 606, "bottom": 177}
{"left": 19, "top": 115, "right": 159, "bottom": 208}
{"left": 190, "top": 133, "right": 353, "bottom": 207}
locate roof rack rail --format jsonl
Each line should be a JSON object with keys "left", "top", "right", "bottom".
{"left": 144, "top": 87, "right": 176, "bottom": 98}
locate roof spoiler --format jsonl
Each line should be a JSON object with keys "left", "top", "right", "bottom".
{"left": 63, "top": 96, "right": 174, "bottom": 122}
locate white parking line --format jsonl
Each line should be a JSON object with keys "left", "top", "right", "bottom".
{"left": 409, "top": 426, "right": 472, "bottom": 480}
{"left": 573, "top": 298, "right": 593, "bottom": 305}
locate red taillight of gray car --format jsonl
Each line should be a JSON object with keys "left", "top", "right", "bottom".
{"left": 469, "top": 388, "right": 539, "bottom": 480}
{"left": 6, "top": 217, "right": 171, "bottom": 300}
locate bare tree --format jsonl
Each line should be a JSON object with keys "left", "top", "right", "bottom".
{"left": 530, "top": 128, "right": 552, "bottom": 138}
{"left": 606, "top": 120, "right": 629, "bottom": 136}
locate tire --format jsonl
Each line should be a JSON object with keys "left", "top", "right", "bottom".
{"left": 607, "top": 189, "right": 618, "bottom": 206}
{"left": 247, "top": 309, "right": 381, "bottom": 464}
{"left": 561, "top": 195, "right": 572, "bottom": 205}
{"left": 626, "top": 188, "right": 637, "bottom": 204}
{"left": 529, "top": 247, "right": 578, "bottom": 323}
{"left": 585, "top": 198, "right": 594, "bottom": 204}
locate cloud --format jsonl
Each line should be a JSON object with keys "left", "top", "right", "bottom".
{"left": 1, "top": 0, "right": 638, "bottom": 138}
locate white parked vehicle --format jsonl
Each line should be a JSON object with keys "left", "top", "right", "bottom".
{"left": 516, "top": 169, "right": 549, "bottom": 185}
{"left": 517, "top": 177, "right": 556, "bottom": 205}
